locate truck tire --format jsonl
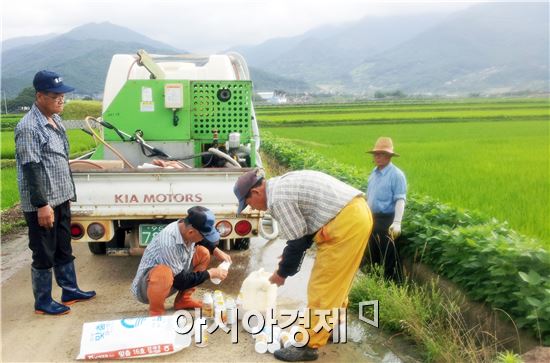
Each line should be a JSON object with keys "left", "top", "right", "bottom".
{"left": 231, "top": 238, "right": 250, "bottom": 250}
{"left": 88, "top": 242, "right": 106, "bottom": 255}
{"left": 88, "top": 229, "right": 126, "bottom": 255}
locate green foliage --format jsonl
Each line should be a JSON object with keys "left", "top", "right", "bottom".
{"left": 495, "top": 351, "right": 524, "bottom": 363}
{"left": 1, "top": 131, "right": 16, "bottom": 159}
{"left": 1, "top": 167, "right": 20, "bottom": 210}
{"left": 62, "top": 100, "right": 102, "bottom": 119}
{"left": 350, "top": 268, "right": 512, "bottom": 362}
{"left": 3, "top": 87, "right": 35, "bottom": 113}
{"left": 1, "top": 130, "right": 95, "bottom": 159}
{"left": 0, "top": 100, "right": 102, "bottom": 131}
{"left": 349, "top": 271, "right": 453, "bottom": 361}
{"left": 402, "top": 196, "right": 550, "bottom": 344}
{"left": 262, "top": 134, "right": 550, "bottom": 345}
{"left": 0, "top": 114, "right": 24, "bottom": 131}
{"left": 0, "top": 128, "right": 95, "bottom": 210}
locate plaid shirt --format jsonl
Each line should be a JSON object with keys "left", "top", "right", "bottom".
{"left": 131, "top": 221, "right": 195, "bottom": 302}
{"left": 15, "top": 103, "right": 76, "bottom": 212}
{"left": 266, "top": 170, "right": 364, "bottom": 240}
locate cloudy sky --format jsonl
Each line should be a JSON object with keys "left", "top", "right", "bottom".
{"left": 1, "top": 1, "right": 509, "bottom": 52}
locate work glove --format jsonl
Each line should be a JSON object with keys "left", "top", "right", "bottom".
{"left": 389, "top": 198, "right": 405, "bottom": 240}
{"left": 388, "top": 222, "right": 401, "bottom": 240}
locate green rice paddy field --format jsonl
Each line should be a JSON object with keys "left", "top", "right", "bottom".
{"left": 1, "top": 98, "right": 548, "bottom": 245}
{"left": 257, "top": 98, "right": 550, "bottom": 245}
{"left": 0, "top": 129, "right": 96, "bottom": 210}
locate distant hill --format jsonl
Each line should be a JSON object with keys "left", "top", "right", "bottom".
{"left": 249, "top": 67, "right": 312, "bottom": 93}
{"left": 1, "top": 22, "right": 183, "bottom": 97}
{"left": 2, "top": 33, "right": 59, "bottom": 51}
{"left": 1, "top": 22, "right": 313, "bottom": 98}
{"left": 351, "top": 2, "right": 549, "bottom": 94}
{"left": 2, "top": 3, "right": 548, "bottom": 98}
{"left": 232, "top": 13, "right": 453, "bottom": 91}
{"left": 233, "top": 3, "right": 549, "bottom": 95}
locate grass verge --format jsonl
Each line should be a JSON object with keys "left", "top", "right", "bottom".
{"left": 350, "top": 268, "right": 524, "bottom": 362}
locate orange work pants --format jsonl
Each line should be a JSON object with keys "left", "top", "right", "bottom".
{"left": 147, "top": 245, "right": 210, "bottom": 316}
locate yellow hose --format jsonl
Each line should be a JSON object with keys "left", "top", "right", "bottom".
{"left": 84, "top": 116, "right": 135, "bottom": 169}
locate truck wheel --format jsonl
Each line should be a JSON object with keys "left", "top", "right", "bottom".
{"left": 108, "top": 229, "right": 127, "bottom": 248}
{"left": 88, "top": 229, "right": 126, "bottom": 255}
{"left": 231, "top": 238, "right": 250, "bottom": 250}
{"left": 88, "top": 242, "right": 106, "bottom": 255}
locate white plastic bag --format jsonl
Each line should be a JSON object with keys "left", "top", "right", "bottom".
{"left": 77, "top": 315, "right": 191, "bottom": 360}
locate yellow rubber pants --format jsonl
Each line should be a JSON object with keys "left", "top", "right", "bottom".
{"left": 306, "top": 196, "right": 372, "bottom": 349}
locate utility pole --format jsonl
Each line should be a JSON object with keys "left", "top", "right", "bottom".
{"left": 2, "top": 90, "right": 8, "bottom": 115}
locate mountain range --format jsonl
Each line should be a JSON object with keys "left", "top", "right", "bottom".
{"left": 234, "top": 2, "right": 548, "bottom": 95}
{"left": 1, "top": 3, "right": 548, "bottom": 98}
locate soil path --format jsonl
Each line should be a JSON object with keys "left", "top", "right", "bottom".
{"left": 1, "top": 234, "right": 419, "bottom": 362}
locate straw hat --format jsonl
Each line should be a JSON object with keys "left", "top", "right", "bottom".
{"left": 367, "top": 137, "right": 399, "bottom": 156}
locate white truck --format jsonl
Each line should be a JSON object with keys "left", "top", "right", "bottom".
{"left": 69, "top": 50, "right": 277, "bottom": 255}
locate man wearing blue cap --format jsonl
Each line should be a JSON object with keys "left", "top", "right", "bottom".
{"left": 131, "top": 206, "right": 231, "bottom": 316}
{"left": 15, "top": 70, "right": 96, "bottom": 315}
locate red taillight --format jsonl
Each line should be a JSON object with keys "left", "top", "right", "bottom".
{"left": 216, "top": 220, "right": 233, "bottom": 237}
{"left": 234, "top": 220, "right": 252, "bottom": 236}
{"left": 71, "top": 223, "right": 84, "bottom": 239}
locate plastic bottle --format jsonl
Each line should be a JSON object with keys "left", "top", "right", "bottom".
{"left": 225, "top": 298, "right": 236, "bottom": 325}
{"left": 235, "top": 293, "right": 244, "bottom": 320}
{"left": 195, "top": 318, "right": 209, "bottom": 348}
{"left": 267, "top": 325, "right": 282, "bottom": 353}
{"left": 211, "top": 261, "right": 231, "bottom": 284}
{"left": 289, "top": 325, "right": 306, "bottom": 346}
{"left": 272, "top": 326, "right": 282, "bottom": 340}
{"left": 213, "top": 290, "right": 224, "bottom": 309}
{"left": 254, "top": 332, "right": 268, "bottom": 354}
{"left": 239, "top": 268, "right": 277, "bottom": 314}
{"left": 213, "top": 290, "right": 224, "bottom": 302}
{"left": 267, "top": 339, "right": 281, "bottom": 354}
{"left": 214, "top": 300, "right": 227, "bottom": 325}
{"left": 279, "top": 331, "right": 292, "bottom": 348}
{"left": 202, "top": 293, "right": 213, "bottom": 319}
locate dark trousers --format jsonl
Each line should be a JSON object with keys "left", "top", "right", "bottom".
{"left": 365, "top": 213, "right": 403, "bottom": 282}
{"left": 24, "top": 200, "right": 75, "bottom": 269}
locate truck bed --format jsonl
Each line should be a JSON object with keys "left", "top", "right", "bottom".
{"left": 71, "top": 167, "right": 256, "bottom": 219}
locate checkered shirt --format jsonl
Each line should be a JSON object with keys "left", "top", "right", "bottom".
{"left": 266, "top": 170, "right": 364, "bottom": 240}
{"left": 15, "top": 103, "right": 76, "bottom": 212}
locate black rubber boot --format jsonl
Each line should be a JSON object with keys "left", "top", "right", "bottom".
{"left": 32, "top": 267, "right": 71, "bottom": 315}
{"left": 54, "top": 261, "right": 96, "bottom": 305}
{"left": 274, "top": 346, "right": 319, "bottom": 362}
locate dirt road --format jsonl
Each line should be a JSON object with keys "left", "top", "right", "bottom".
{"left": 1, "top": 233, "right": 419, "bottom": 362}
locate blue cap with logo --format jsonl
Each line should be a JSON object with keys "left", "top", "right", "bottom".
{"left": 185, "top": 206, "right": 220, "bottom": 243}
{"left": 33, "top": 70, "right": 75, "bottom": 93}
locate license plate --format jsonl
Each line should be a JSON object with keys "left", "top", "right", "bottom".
{"left": 139, "top": 224, "right": 167, "bottom": 247}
